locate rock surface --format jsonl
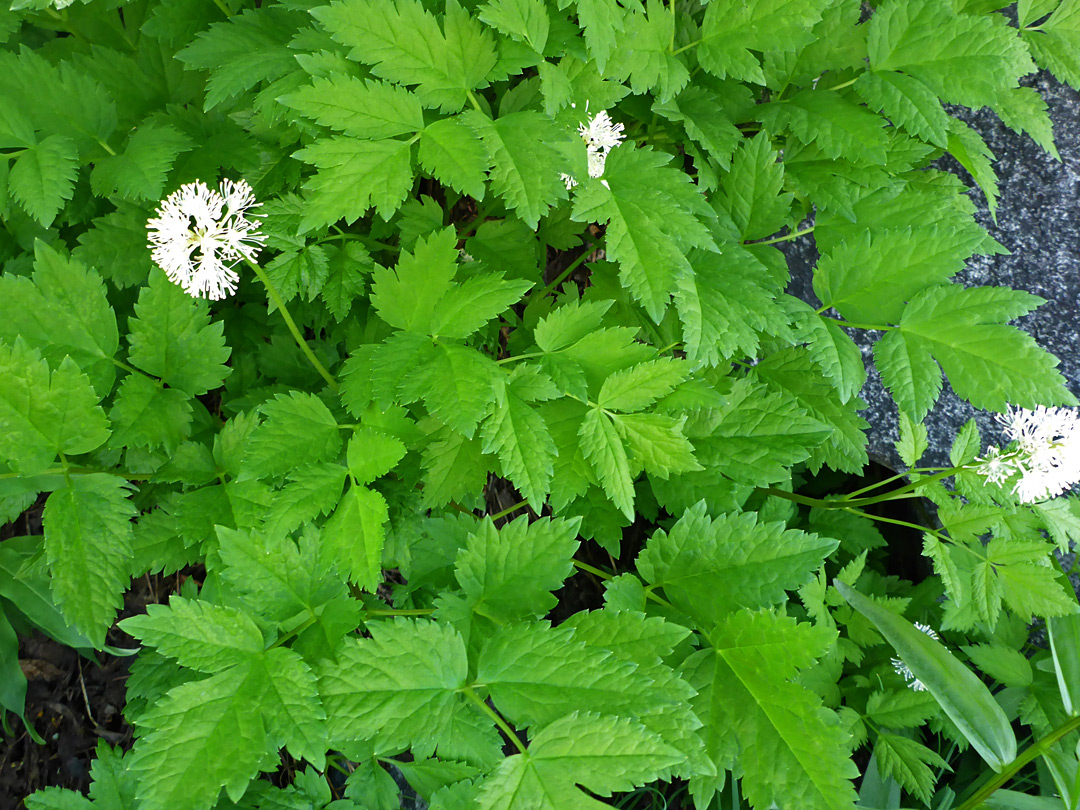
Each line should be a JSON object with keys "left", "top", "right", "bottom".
{"left": 785, "top": 72, "right": 1080, "bottom": 472}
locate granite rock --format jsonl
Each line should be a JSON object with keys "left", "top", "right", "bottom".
{"left": 784, "top": 72, "right": 1080, "bottom": 473}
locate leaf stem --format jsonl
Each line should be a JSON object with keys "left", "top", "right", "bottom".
{"left": 365, "top": 608, "right": 435, "bottom": 617}
{"left": 572, "top": 559, "right": 612, "bottom": 580}
{"left": 210, "top": 0, "right": 232, "bottom": 16}
{"left": 245, "top": 258, "right": 338, "bottom": 390}
{"left": 955, "top": 715, "right": 1080, "bottom": 810}
{"left": 466, "top": 89, "right": 485, "bottom": 114}
{"left": 462, "top": 686, "right": 527, "bottom": 755}
{"left": 536, "top": 237, "right": 605, "bottom": 299}
{"left": 822, "top": 315, "right": 894, "bottom": 331}
{"left": 760, "top": 468, "right": 960, "bottom": 509}
{"left": 489, "top": 501, "right": 529, "bottom": 521}
{"left": 747, "top": 226, "right": 815, "bottom": 246}
{"left": 828, "top": 77, "right": 858, "bottom": 91}
{"left": 497, "top": 350, "right": 547, "bottom": 365}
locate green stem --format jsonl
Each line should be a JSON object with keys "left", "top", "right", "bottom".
{"left": 111, "top": 357, "right": 161, "bottom": 385}
{"left": 828, "top": 77, "right": 858, "bottom": 91}
{"left": 760, "top": 468, "right": 960, "bottom": 510}
{"left": 489, "top": 501, "right": 529, "bottom": 521}
{"left": 671, "top": 38, "right": 701, "bottom": 56}
{"left": 365, "top": 608, "right": 435, "bottom": 617}
{"left": 748, "top": 226, "right": 815, "bottom": 246}
{"left": 270, "top": 613, "right": 318, "bottom": 648}
{"left": 572, "top": 559, "right": 612, "bottom": 580}
{"left": 497, "top": 350, "right": 547, "bottom": 366}
{"left": 211, "top": 0, "right": 232, "bottom": 16}
{"left": 466, "top": 89, "right": 485, "bottom": 114}
{"left": 955, "top": 715, "right": 1080, "bottom": 810}
{"left": 823, "top": 316, "right": 894, "bottom": 331}
{"left": 840, "top": 506, "right": 952, "bottom": 545}
{"left": 844, "top": 467, "right": 955, "bottom": 499}
{"left": 246, "top": 259, "right": 338, "bottom": 390}
{"left": 0, "top": 466, "right": 150, "bottom": 481}
{"left": 462, "top": 687, "right": 527, "bottom": 755}
{"left": 96, "top": 138, "right": 117, "bottom": 157}
{"left": 535, "top": 238, "right": 604, "bottom": 299}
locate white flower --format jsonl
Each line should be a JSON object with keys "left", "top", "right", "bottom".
{"left": 561, "top": 107, "right": 625, "bottom": 190}
{"left": 973, "top": 405, "right": 1080, "bottom": 502}
{"left": 891, "top": 623, "right": 939, "bottom": 692}
{"left": 578, "top": 109, "right": 626, "bottom": 154}
{"left": 147, "top": 178, "right": 265, "bottom": 301}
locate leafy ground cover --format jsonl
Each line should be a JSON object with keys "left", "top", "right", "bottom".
{"left": 8, "top": 0, "right": 1080, "bottom": 809}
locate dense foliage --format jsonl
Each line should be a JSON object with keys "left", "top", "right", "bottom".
{"left": 6, "top": 0, "right": 1080, "bottom": 808}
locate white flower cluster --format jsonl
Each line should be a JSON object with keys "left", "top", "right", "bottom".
{"left": 973, "top": 405, "right": 1080, "bottom": 503}
{"left": 891, "top": 622, "right": 939, "bottom": 692}
{"left": 147, "top": 179, "right": 265, "bottom": 301}
{"left": 561, "top": 107, "right": 626, "bottom": 191}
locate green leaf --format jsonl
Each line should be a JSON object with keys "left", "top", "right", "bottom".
{"left": 947, "top": 118, "right": 1000, "bottom": 221}
{"left": 477, "top": 712, "right": 683, "bottom": 810}
{"left": 579, "top": 407, "right": 634, "bottom": 520}
{"left": 477, "top": 622, "right": 666, "bottom": 728}
{"left": 0, "top": 241, "right": 120, "bottom": 396}
{"left": 0, "top": 603, "right": 27, "bottom": 731}
{"left": 396, "top": 338, "right": 504, "bottom": 437}
{"left": 813, "top": 227, "right": 985, "bottom": 325}
{"left": 868, "top": 0, "right": 1035, "bottom": 108}
{"left": 758, "top": 89, "right": 887, "bottom": 164}
{"left": 962, "top": 643, "right": 1033, "bottom": 688}
{"left": 371, "top": 227, "right": 458, "bottom": 333}
{"left": 9, "top": 134, "right": 78, "bottom": 226}
{"left": 454, "top": 516, "right": 580, "bottom": 624}
{"left": 133, "top": 672, "right": 268, "bottom": 791}
{"left": 865, "top": 689, "right": 939, "bottom": 729}
{"left": 318, "top": 619, "right": 469, "bottom": 755}
{"left": 175, "top": 6, "right": 305, "bottom": 110}
{"left": 612, "top": 412, "right": 702, "bottom": 480}
{"left": 479, "top": 0, "right": 549, "bottom": 51}
{"left": 322, "top": 483, "right": 389, "bottom": 590}
{"left": 24, "top": 788, "right": 93, "bottom": 810}
{"left": 873, "top": 328, "right": 943, "bottom": 421}
{"left": 348, "top": 428, "right": 407, "bottom": 485}
{"left": 993, "top": 86, "right": 1059, "bottom": 160}
{"left": 127, "top": 270, "right": 232, "bottom": 396}
{"left": 694, "top": 377, "right": 832, "bottom": 486}
{"left": 834, "top": 579, "right": 1017, "bottom": 770}
{"left": 263, "top": 462, "right": 348, "bottom": 538}
{"left": 875, "top": 733, "right": 949, "bottom": 805}
{"left": 637, "top": 501, "right": 837, "bottom": 625}
{"left": 90, "top": 123, "right": 192, "bottom": 202}
{"left": 1048, "top": 613, "right": 1080, "bottom": 716}
{"left": 313, "top": 0, "right": 498, "bottom": 112}
{"left": 697, "top": 0, "right": 823, "bottom": 83}
{"left": 682, "top": 609, "right": 856, "bottom": 810}
{"left": 241, "top": 392, "right": 343, "bottom": 480}
{"left": 607, "top": 0, "right": 690, "bottom": 100}
{"left": 43, "top": 474, "right": 135, "bottom": 648}
{"left": 855, "top": 70, "right": 949, "bottom": 148}
{"left": 463, "top": 110, "right": 567, "bottom": 229}
{"left": 652, "top": 86, "right": 743, "bottom": 170}
{"left": 895, "top": 411, "right": 928, "bottom": 468}
{"left": 418, "top": 116, "right": 490, "bottom": 200}
{"left": 534, "top": 299, "right": 613, "bottom": 353}
{"left": 597, "top": 359, "right": 688, "bottom": 413}
{"left": 675, "top": 246, "right": 791, "bottom": 369}
{"left": 792, "top": 306, "right": 866, "bottom": 404}
{"left": 121, "top": 596, "right": 264, "bottom": 673}
{"left": 0, "top": 340, "right": 110, "bottom": 475}
{"left": 108, "top": 374, "right": 193, "bottom": 454}
{"left": 716, "top": 132, "right": 793, "bottom": 241}
{"left": 885, "top": 285, "right": 1077, "bottom": 416}
{"left": 281, "top": 77, "right": 424, "bottom": 138}
{"left": 431, "top": 273, "right": 534, "bottom": 339}
{"left": 296, "top": 136, "right": 414, "bottom": 231}
{"left": 421, "top": 430, "right": 490, "bottom": 508}
{"left": 480, "top": 367, "right": 559, "bottom": 507}
{"left": 572, "top": 145, "right": 716, "bottom": 321}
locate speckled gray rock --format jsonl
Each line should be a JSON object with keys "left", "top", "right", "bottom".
{"left": 785, "top": 72, "right": 1080, "bottom": 473}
